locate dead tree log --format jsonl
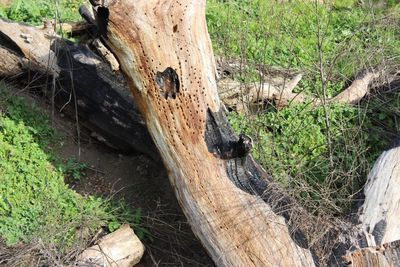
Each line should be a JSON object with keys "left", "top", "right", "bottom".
{"left": 2, "top": 12, "right": 400, "bottom": 266}
{"left": 89, "top": 1, "right": 316, "bottom": 266}
{"left": 335, "top": 142, "right": 400, "bottom": 266}
{"left": 0, "top": 19, "right": 158, "bottom": 159}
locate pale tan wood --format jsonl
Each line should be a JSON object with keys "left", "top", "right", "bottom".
{"left": 77, "top": 224, "right": 145, "bottom": 267}
{"left": 331, "top": 71, "right": 381, "bottom": 104}
{"left": 0, "top": 46, "right": 24, "bottom": 77}
{"left": 96, "top": 1, "right": 315, "bottom": 266}
{"left": 217, "top": 74, "right": 304, "bottom": 111}
{"left": 0, "top": 19, "right": 59, "bottom": 76}
{"left": 358, "top": 145, "right": 400, "bottom": 246}
{"left": 343, "top": 240, "right": 400, "bottom": 267}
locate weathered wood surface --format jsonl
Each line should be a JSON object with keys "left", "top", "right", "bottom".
{"left": 77, "top": 224, "right": 145, "bottom": 267}
{"left": 343, "top": 240, "right": 400, "bottom": 267}
{"left": 91, "top": 0, "right": 315, "bottom": 266}
{"left": 357, "top": 143, "right": 400, "bottom": 247}
{"left": 0, "top": 20, "right": 59, "bottom": 74}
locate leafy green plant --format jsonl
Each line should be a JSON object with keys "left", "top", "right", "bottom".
{"left": 333, "top": 0, "right": 357, "bottom": 9}
{"left": 229, "top": 101, "right": 382, "bottom": 213}
{"left": 0, "top": 82, "right": 148, "bottom": 250}
{"left": 60, "top": 159, "right": 87, "bottom": 181}
{"left": 106, "top": 200, "right": 151, "bottom": 240}
{"left": 0, "top": 0, "right": 86, "bottom": 25}
{"left": 0, "top": 84, "right": 60, "bottom": 150}
{"left": 0, "top": 115, "right": 108, "bottom": 246}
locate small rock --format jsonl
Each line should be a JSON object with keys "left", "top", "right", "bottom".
{"left": 77, "top": 224, "right": 145, "bottom": 267}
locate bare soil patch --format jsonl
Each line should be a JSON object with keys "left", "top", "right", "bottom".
{"left": 2, "top": 90, "right": 213, "bottom": 266}
{"left": 56, "top": 123, "right": 214, "bottom": 266}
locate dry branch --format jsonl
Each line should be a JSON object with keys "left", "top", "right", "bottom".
{"left": 218, "top": 69, "right": 383, "bottom": 112}
{"left": 330, "top": 71, "right": 382, "bottom": 104}
{"left": 218, "top": 73, "right": 304, "bottom": 111}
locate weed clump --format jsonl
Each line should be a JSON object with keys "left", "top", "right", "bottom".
{"left": 0, "top": 0, "right": 85, "bottom": 25}
{"left": 0, "top": 83, "right": 147, "bottom": 258}
{"left": 0, "top": 114, "right": 108, "bottom": 247}
{"left": 208, "top": 0, "right": 399, "bottom": 216}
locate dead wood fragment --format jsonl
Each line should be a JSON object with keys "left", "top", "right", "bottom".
{"left": 343, "top": 240, "right": 400, "bottom": 267}
{"left": 331, "top": 71, "right": 382, "bottom": 104}
{"left": 357, "top": 143, "right": 400, "bottom": 247}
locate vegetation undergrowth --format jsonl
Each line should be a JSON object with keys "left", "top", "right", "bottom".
{"left": 0, "top": 0, "right": 85, "bottom": 25}
{"left": 207, "top": 0, "right": 399, "bottom": 95}
{"left": 207, "top": 0, "right": 400, "bottom": 215}
{"left": 0, "top": 0, "right": 399, "bottom": 263}
{"left": 0, "top": 81, "right": 146, "bottom": 254}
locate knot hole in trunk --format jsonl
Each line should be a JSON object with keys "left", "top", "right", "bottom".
{"left": 155, "top": 67, "right": 180, "bottom": 99}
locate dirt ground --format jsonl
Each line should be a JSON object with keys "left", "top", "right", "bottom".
{"left": 19, "top": 92, "right": 214, "bottom": 266}
{"left": 55, "top": 114, "right": 214, "bottom": 266}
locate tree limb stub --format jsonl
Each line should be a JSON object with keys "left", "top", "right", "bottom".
{"left": 95, "top": 1, "right": 315, "bottom": 266}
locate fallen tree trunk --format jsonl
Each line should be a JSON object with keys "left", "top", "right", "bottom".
{"left": 336, "top": 142, "right": 400, "bottom": 266}
{"left": 89, "top": 1, "right": 316, "bottom": 266}
{"left": 2, "top": 9, "right": 400, "bottom": 266}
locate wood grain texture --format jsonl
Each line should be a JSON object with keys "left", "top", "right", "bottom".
{"left": 343, "top": 240, "right": 400, "bottom": 267}
{"left": 358, "top": 144, "right": 400, "bottom": 246}
{"left": 97, "top": 1, "right": 315, "bottom": 266}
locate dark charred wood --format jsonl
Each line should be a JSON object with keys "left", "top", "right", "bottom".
{"left": 50, "top": 39, "right": 159, "bottom": 159}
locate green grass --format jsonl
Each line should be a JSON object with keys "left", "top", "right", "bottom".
{"left": 207, "top": 0, "right": 400, "bottom": 214}
{"left": 206, "top": 0, "right": 400, "bottom": 96}
{"left": 229, "top": 103, "right": 378, "bottom": 213}
{"left": 0, "top": 82, "right": 146, "bottom": 251}
{"left": 0, "top": 0, "right": 85, "bottom": 25}
{"left": 0, "top": 111, "right": 106, "bottom": 247}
